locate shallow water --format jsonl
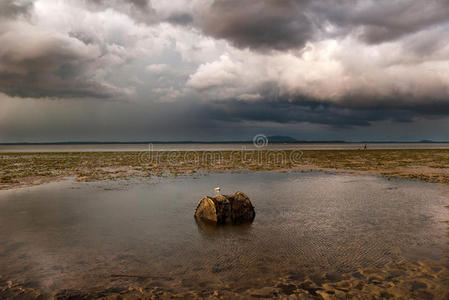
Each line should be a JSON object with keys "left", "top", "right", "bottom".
{"left": 0, "top": 172, "right": 448, "bottom": 296}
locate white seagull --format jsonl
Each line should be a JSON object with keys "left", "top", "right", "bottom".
{"left": 214, "top": 187, "right": 221, "bottom": 194}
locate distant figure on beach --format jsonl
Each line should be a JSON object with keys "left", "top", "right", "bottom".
{"left": 364, "top": 144, "right": 367, "bottom": 150}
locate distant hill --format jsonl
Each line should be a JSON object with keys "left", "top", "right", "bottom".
{"left": 267, "top": 136, "right": 298, "bottom": 143}
{"left": 419, "top": 140, "right": 437, "bottom": 143}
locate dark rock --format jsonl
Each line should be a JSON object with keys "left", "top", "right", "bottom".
{"left": 194, "top": 192, "right": 255, "bottom": 224}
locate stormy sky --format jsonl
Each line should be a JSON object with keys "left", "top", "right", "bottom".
{"left": 1, "top": 0, "right": 449, "bottom": 142}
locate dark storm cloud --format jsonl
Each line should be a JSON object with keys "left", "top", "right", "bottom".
{"left": 200, "top": 0, "right": 313, "bottom": 51}
{"left": 2, "top": 92, "right": 448, "bottom": 143}
{"left": 0, "top": 0, "right": 142, "bottom": 99}
{"left": 83, "top": 0, "right": 158, "bottom": 24}
{"left": 197, "top": 97, "right": 416, "bottom": 128}
{"left": 0, "top": 72, "right": 117, "bottom": 99}
{"left": 311, "top": 0, "right": 449, "bottom": 45}
{"left": 166, "top": 12, "right": 194, "bottom": 26}
{"left": 1, "top": 0, "right": 449, "bottom": 137}
{"left": 0, "top": 0, "right": 34, "bottom": 18}
{"left": 84, "top": 0, "right": 194, "bottom": 26}
{"left": 196, "top": 0, "right": 449, "bottom": 52}
{"left": 189, "top": 84, "right": 449, "bottom": 127}
{"left": 121, "top": 0, "right": 149, "bottom": 9}
{"left": 88, "top": 0, "right": 150, "bottom": 10}
{"left": 0, "top": 27, "right": 119, "bottom": 99}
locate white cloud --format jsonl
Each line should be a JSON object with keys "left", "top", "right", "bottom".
{"left": 146, "top": 64, "right": 169, "bottom": 73}
{"left": 186, "top": 35, "right": 449, "bottom": 107}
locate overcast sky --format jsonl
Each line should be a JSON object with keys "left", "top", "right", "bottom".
{"left": 1, "top": 0, "right": 449, "bottom": 142}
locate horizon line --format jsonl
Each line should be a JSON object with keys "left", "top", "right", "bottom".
{"left": 0, "top": 140, "right": 447, "bottom": 145}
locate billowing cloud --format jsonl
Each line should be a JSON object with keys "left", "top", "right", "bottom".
{"left": 0, "top": 0, "right": 162, "bottom": 99}
{"left": 0, "top": 0, "right": 34, "bottom": 18}
{"left": 0, "top": 21, "right": 126, "bottom": 98}
{"left": 80, "top": 0, "right": 157, "bottom": 24}
{"left": 1, "top": 0, "right": 449, "bottom": 142}
{"left": 198, "top": 0, "right": 313, "bottom": 51}
{"left": 196, "top": 0, "right": 449, "bottom": 51}
{"left": 187, "top": 37, "right": 449, "bottom": 110}
{"left": 311, "top": 0, "right": 449, "bottom": 44}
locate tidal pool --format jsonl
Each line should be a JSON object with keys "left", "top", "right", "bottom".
{"left": 0, "top": 172, "right": 448, "bottom": 298}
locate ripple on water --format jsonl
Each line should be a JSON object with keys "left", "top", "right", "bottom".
{"left": 0, "top": 172, "right": 448, "bottom": 297}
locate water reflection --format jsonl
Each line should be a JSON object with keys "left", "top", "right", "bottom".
{"left": 194, "top": 218, "right": 254, "bottom": 239}
{"left": 0, "top": 172, "right": 447, "bottom": 296}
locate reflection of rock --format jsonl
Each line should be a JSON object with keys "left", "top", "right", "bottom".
{"left": 194, "top": 217, "right": 253, "bottom": 238}
{"left": 194, "top": 192, "right": 255, "bottom": 224}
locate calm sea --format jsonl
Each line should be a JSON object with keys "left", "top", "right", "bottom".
{"left": 1, "top": 143, "right": 449, "bottom": 152}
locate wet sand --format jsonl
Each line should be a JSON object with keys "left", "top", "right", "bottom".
{"left": 2, "top": 149, "right": 449, "bottom": 190}
{"left": 1, "top": 259, "right": 448, "bottom": 299}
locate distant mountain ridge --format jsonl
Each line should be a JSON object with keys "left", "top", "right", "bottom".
{"left": 267, "top": 136, "right": 298, "bottom": 143}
